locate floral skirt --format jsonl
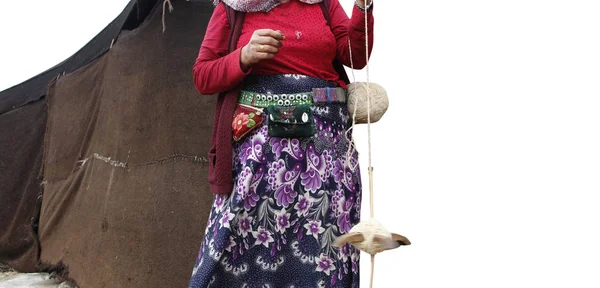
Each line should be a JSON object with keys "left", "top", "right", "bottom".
{"left": 188, "top": 75, "right": 362, "bottom": 288}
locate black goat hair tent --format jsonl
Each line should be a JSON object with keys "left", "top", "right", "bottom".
{"left": 0, "top": 1, "right": 216, "bottom": 287}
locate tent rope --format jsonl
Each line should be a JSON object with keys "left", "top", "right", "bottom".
{"left": 162, "top": 0, "right": 174, "bottom": 33}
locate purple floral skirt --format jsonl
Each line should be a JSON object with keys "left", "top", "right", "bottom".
{"left": 188, "top": 75, "right": 362, "bottom": 288}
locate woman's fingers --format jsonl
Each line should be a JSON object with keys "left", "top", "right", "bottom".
{"left": 256, "top": 52, "right": 276, "bottom": 60}
{"left": 249, "top": 35, "right": 281, "bottom": 56}
{"left": 252, "top": 36, "right": 282, "bottom": 48}
{"left": 254, "top": 29, "right": 285, "bottom": 40}
{"left": 241, "top": 29, "right": 285, "bottom": 68}
{"left": 253, "top": 43, "right": 279, "bottom": 54}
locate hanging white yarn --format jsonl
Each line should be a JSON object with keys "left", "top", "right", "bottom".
{"left": 338, "top": 2, "right": 411, "bottom": 288}
{"left": 347, "top": 82, "right": 389, "bottom": 124}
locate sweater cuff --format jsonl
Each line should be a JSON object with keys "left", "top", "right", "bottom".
{"left": 351, "top": 2, "right": 374, "bottom": 31}
{"left": 227, "top": 47, "right": 252, "bottom": 80}
{"left": 355, "top": 0, "right": 373, "bottom": 12}
{"left": 210, "top": 182, "right": 234, "bottom": 195}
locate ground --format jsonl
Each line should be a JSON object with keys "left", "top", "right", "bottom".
{"left": 0, "top": 266, "right": 75, "bottom": 288}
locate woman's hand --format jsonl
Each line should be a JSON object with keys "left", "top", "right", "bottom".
{"left": 240, "top": 29, "right": 285, "bottom": 72}
{"left": 356, "top": 0, "right": 372, "bottom": 9}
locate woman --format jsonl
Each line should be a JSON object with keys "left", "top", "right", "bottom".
{"left": 189, "top": 0, "right": 373, "bottom": 286}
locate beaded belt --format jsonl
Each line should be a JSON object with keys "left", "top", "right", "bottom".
{"left": 238, "top": 87, "right": 347, "bottom": 108}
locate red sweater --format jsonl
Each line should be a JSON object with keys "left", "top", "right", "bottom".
{"left": 193, "top": 0, "right": 374, "bottom": 194}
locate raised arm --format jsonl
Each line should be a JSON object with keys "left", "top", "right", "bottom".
{"left": 329, "top": 0, "right": 374, "bottom": 69}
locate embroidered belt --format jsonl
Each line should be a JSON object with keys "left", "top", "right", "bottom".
{"left": 238, "top": 87, "right": 347, "bottom": 108}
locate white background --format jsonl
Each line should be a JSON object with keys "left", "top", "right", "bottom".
{"left": 1, "top": 0, "right": 600, "bottom": 287}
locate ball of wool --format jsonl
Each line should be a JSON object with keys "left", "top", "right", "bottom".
{"left": 347, "top": 82, "right": 389, "bottom": 124}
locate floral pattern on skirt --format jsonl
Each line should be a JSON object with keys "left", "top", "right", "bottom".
{"left": 189, "top": 75, "right": 362, "bottom": 288}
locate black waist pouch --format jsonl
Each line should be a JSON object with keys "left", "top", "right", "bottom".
{"left": 267, "top": 104, "right": 316, "bottom": 138}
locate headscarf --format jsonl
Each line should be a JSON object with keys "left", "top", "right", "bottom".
{"left": 214, "top": 0, "right": 323, "bottom": 12}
